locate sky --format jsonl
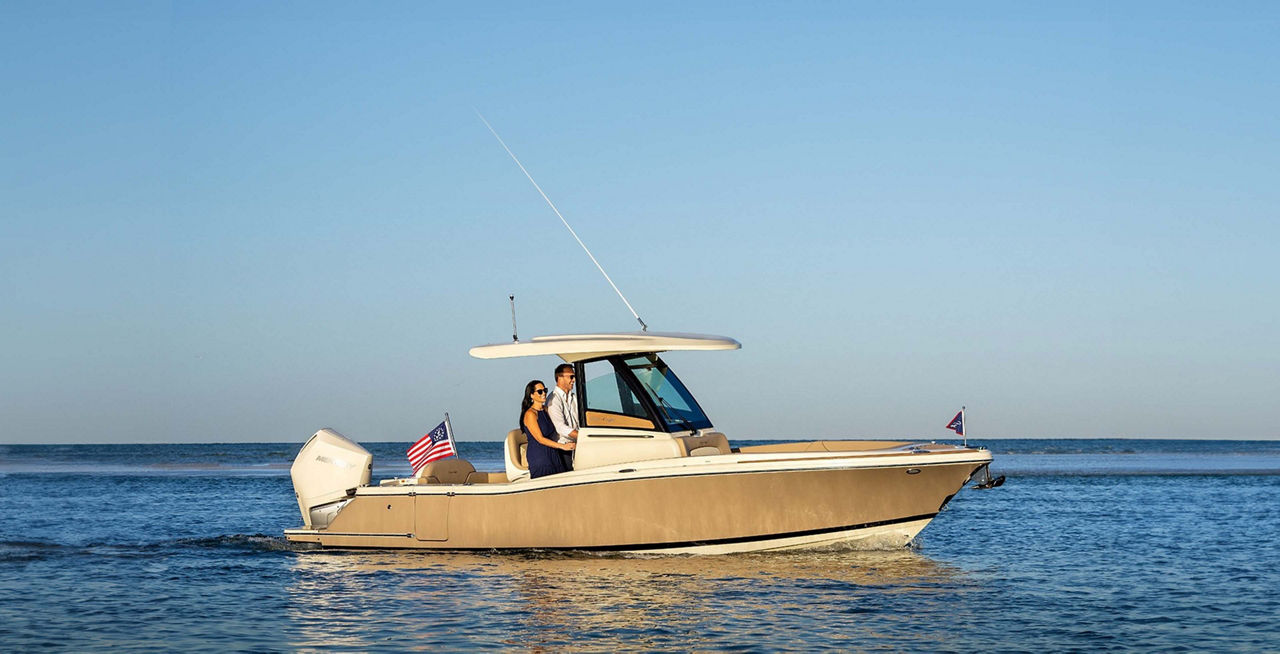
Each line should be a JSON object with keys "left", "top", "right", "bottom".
{"left": 2, "top": 1, "right": 1278, "bottom": 444}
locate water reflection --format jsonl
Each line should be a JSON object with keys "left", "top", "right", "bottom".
{"left": 283, "top": 549, "right": 973, "bottom": 650}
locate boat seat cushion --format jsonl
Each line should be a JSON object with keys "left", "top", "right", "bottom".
{"left": 680, "top": 432, "right": 731, "bottom": 457}
{"left": 506, "top": 429, "right": 529, "bottom": 471}
{"left": 417, "top": 458, "right": 475, "bottom": 484}
{"left": 465, "top": 471, "right": 509, "bottom": 484}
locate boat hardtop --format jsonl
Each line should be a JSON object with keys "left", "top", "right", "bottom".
{"left": 468, "top": 331, "right": 741, "bottom": 361}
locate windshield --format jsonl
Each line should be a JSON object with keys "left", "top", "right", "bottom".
{"left": 622, "top": 354, "right": 713, "bottom": 431}
{"left": 582, "top": 358, "right": 655, "bottom": 430}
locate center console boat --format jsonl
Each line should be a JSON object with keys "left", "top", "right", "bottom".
{"left": 285, "top": 332, "right": 991, "bottom": 554}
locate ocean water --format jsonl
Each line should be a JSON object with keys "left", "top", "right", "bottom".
{"left": 2, "top": 439, "right": 1278, "bottom": 652}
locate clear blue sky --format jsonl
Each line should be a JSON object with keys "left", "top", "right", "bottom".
{"left": 3, "top": 2, "right": 1277, "bottom": 443}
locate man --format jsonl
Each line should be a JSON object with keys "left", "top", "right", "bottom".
{"left": 545, "top": 363, "right": 579, "bottom": 470}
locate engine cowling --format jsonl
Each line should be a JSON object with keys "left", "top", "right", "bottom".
{"left": 290, "top": 428, "right": 373, "bottom": 528}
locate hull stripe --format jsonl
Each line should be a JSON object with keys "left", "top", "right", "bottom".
{"left": 300, "top": 512, "right": 939, "bottom": 552}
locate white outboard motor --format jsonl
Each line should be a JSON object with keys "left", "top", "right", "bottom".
{"left": 290, "top": 428, "right": 373, "bottom": 529}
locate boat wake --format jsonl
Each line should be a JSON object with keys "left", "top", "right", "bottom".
{"left": 172, "top": 534, "right": 306, "bottom": 552}
{"left": 0, "top": 539, "right": 70, "bottom": 563}
{"left": 0, "top": 534, "right": 316, "bottom": 562}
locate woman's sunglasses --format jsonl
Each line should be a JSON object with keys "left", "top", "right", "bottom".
{"left": 533, "top": 389, "right": 548, "bottom": 395}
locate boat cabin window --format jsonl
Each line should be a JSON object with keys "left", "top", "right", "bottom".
{"left": 579, "top": 354, "right": 713, "bottom": 432}
{"left": 582, "top": 359, "right": 656, "bottom": 430}
{"left": 623, "top": 354, "right": 713, "bottom": 431}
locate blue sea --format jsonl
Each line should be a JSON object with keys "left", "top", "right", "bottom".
{"left": 2, "top": 439, "right": 1278, "bottom": 652}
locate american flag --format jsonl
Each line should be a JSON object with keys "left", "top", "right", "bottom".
{"left": 408, "top": 417, "right": 455, "bottom": 475}
{"left": 946, "top": 409, "right": 965, "bottom": 436}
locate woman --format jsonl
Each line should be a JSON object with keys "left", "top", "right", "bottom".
{"left": 520, "top": 379, "right": 575, "bottom": 478}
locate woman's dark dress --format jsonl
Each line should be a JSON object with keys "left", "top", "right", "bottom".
{"left": 523, "top": 408, "right": 569, "bottom": 478}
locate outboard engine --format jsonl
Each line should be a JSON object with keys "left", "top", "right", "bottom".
{"left": 290, "top": 428, "right": 373, "bottom": 529}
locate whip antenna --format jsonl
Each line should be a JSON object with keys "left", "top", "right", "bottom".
{"left": 509, "top": 294, "right": 519, "bottom": 342}
{"left": 476, "top": 110, "right": 648, "bottom": 332}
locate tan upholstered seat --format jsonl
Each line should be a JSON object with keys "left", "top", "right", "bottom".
{"left": 464, "top": 470, "right": 509, "bottom": 484}
{"left": 679, "top": 432, "right": 731, "bottom": 457}
{"left": 506, "top": 429, "right": 529, "bottom": 471}
{"left": 417, "top": 458, "right": 475, "bottom": 484}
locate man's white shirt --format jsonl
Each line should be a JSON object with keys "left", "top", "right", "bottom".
{"left": 547, "top": 386, "right": 580, "bottom": 444}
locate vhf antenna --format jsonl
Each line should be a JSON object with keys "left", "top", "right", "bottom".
{"left": 476, "top": 110, "right": 648, "bottom": 332}
{"left": 509, "top": 294, "right": 519, "bottom": 342}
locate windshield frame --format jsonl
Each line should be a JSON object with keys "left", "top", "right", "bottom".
{"left": 576, "top": 353, "right": 713, "bottom": 433}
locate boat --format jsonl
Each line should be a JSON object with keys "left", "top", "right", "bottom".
{"left": 284, "top": 332, "right": 993, "bottom": 554}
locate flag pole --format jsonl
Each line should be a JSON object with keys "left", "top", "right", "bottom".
{"left": 962, "top": 405, "right": 967, "bottom": 448}
{"left": 444, "top": 412, "right": 455, "bottom": 456}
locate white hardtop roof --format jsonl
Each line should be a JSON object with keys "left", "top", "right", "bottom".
{"left": 469, "top": 331, "right": 741, "bottom": 362}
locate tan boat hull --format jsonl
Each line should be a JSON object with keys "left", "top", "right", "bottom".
{"left": 285, "top": 456, "right": 986, "bottom": 554}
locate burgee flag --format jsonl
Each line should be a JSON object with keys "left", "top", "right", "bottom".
{"left": 408, "top": 417, "right": 456, "bottom": 475}
{"left": 946, "top": 410, "right": 964, "bottom": 436}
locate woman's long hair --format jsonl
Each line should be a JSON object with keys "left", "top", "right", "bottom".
{"left": 519, "top": 379, "right": 545, "bottom": 427}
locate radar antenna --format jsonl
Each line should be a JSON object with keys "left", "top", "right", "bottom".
{"left": 476, "top": 110, "right": 648, "bottom": 332}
